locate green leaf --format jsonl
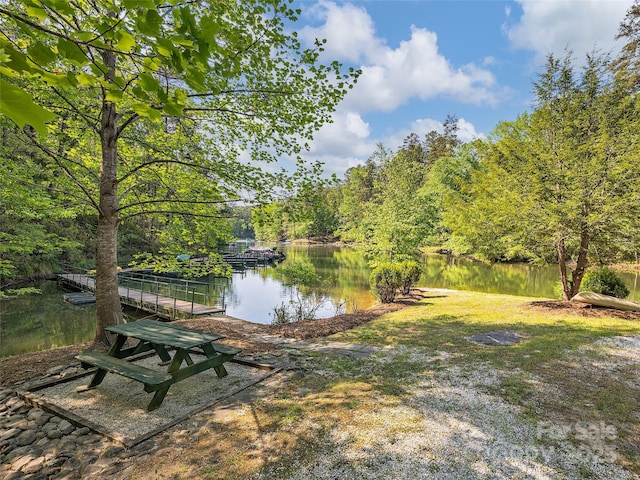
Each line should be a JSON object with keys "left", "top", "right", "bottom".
{"left": 163, "top": 99, "right": 184, "bottom": 116}
{"left": 137, "top": 72, "right": 160, "bottom": 92}
{"left": 47, "top": 0, "right": 75, "bottom": 15}
{"left": 132, "top": 103, "right": 162, "bottom": 121}
{"left": 27, "top": 42, "right": 56, "bottom": 67}
{"left": 57, "top": 39, "right": 88, "bottom": 66}
{"left": 155, "top": 38, "right": 174, "bottom": 57}
{"left": 105, "top": 89, "right": 124, "bottom": 102}
{"left": 185, "top": 67, "right": 205, "bottom": 91}
{"left": 145, "top": 9, "right": 162, "bottom": 34}
{"left": 77, "top": 72, "right": 98, "bottom": 86}
{"left": 75, "top": 31, "right": 96, "bottom": 41}
{"left": 0, "top": 40, "right": 38, "bottom": 74}
{"left": 116, "top": 30, "right": 136, "bottom": 52}
{"left": 41, "top": 71, "right": 74, "bottom": 87}
{"left": 170, "top": 36, "right": 194, "bottom": 47}
{"left": 123, "top": 0, "right": 156, "bottom": 8}
{"left": 26, "top": 6, "right": 47, "bottom": 19}
{"left": 0, "top": 48, "right": 10, "bottom": 64}
{"left": 0, "top": 79, "right": 57, "bottom": 137}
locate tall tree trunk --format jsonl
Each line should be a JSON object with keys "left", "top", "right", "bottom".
{"left": 558, "top": 237, "right": 571, "bottom": 300}
{"left": 569, "top": 221, "right": 590, "bottom": 298}
{"left": 94, "top": 50, "right": 123, "bottom": 349}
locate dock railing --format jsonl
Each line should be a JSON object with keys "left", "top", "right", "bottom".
{"left": 117, "top": 271, "right": 226, "bottom": 319}
{"left": 57, "top": 267, "right": 226, "bottom": 320}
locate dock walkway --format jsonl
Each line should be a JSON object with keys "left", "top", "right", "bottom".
{"left": 57, "top": 273, "right": 225, "bottom": 319}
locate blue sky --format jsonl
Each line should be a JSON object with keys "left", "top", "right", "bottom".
{"left": 287, "top": 0, "right": 634, "bottom": 177}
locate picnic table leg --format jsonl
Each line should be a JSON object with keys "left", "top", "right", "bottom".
{"left": 107, "top": 334, "right": 128, "bottom": 357}
{"left": 152, "top": 344, "right": 172, "bottom": 364}
{"left": 201, "top": 343, "right": 229, "bottom": 378}
{"left": 75, "top": 368, "right": 109, "bottom": 391}
{"left": 166, "top": 348, "right": 196, "bottom": 372}
{"left": 77, "top": 334, "right": 128, "bottom": 391}
{"left": 146, "top": 386, "right": 170, "bottom": 412}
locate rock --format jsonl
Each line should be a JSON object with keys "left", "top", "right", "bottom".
{"left": 72, "top": 427, "right": 91, "bottom": 436}
{"left": 46, "top": 365, "right": 66, "bottom": 375}
{"left": 467, "top": 331, "right": 523, "bottom": 346}
{"left": 0, "top": 428, "right": 21, "bottom": 442}
{"left": 58, "top": 420, "right": 75, "bottom": 435}
{"left": 10, "top": 454, "right": 34, "bottom": 471}
{"left": 46, "top": 429, "right": 62, "bottom": 440}
{"left": 21, "top": 456, "right": 45, "bottom": 474}
{"left": 15, "top": 430, "right": 36, "bottom": 447}
{"left": 3, "top": 470, "right": 24, "bottom": 480}
{"left": 99, "top": 445, "right": 124, "bottom": 458}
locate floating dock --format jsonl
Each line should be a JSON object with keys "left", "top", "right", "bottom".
{"left": 63, "top": 292, "right": 96, "bottom": 306}
{"left": 57, "top": 273, "right": 225, "bottom": 320}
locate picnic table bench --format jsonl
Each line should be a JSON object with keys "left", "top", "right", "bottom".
{"left": 76, "top": 319, "right": 241, "bottom": 411}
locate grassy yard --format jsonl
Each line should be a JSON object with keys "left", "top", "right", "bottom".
{"left": 125, "top": 290, "right": 640, "bottom": 479}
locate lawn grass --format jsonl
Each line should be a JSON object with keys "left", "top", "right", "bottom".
{"left": 130, "top": 289, "right": 640, "bottom": 479}
{"left": 331, "top": 290, "right": 640, "bottom": 473}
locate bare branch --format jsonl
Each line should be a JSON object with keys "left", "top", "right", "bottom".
{"left": 51, "top": 87, "right": 101, "bottom": 133}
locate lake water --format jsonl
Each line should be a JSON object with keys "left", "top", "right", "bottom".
{"left": 3, "top": 245, "right": 640, "bottom": 358}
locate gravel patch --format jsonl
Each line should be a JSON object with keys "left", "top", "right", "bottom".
{"left": 254, "top": 349, "right": 634, "bottom": 480}
{"left": 31, "top": 356, "right": 268, "bottom": 440}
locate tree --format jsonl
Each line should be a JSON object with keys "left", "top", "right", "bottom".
{"left": 0, "top": 1, "right": 357, "bottom": 347}
{"left": 0, "top": 117, "right": 81, "bottom": 291}
{"left": 337, "top": 154, "right": 380, "bottom": 243}
{"left": 420, "top": 142, "right": 480, "bottom": 247}
{"left": 444, "top": 53, "right": 640, "bottom": 299}
{"left": 362, "top": 135, "right": 435, "bottom": 262}
{"left": 423, "top": 114, "right": 461, "bottom": 167}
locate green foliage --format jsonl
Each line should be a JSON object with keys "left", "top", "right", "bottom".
{"left": 581, "top": 268, "right": 630, "bottom": 299}
{"left": 1, "top": 0, "right": 358, "bottom": 340}
{"left": 270, "top": 260, "right": 328, "bottom": 324}
{"left": 0, "top": 287, "right": 42, "bottom": 298}
{"left": 129, "top": 252, "right": 232, "bottom": 279}
{"left": 398, "top": 260, "right": 422, "bottom": 295}
{"left": 443, "top": 52, "right": 640, "bottom": 299}
{"left": 276, "top": 261, "right": 321, "bottom": 288}
{"left": 369, "top": 262, "right": 402, "bottom": 303}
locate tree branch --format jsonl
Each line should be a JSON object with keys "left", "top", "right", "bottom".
{"left": 120, "top": 209, "right": 231, "bottom": 221}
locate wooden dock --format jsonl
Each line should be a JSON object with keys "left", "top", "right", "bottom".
{"left": 57, "top": 273, "right": 225, "bottom": 319}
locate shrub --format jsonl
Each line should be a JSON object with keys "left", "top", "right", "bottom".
{"left": 370, "top": 263, "right": 402, "bottom": 303}
{"left": 398, "top": 261, "right": 422, "bottom": 295}
{"left": 581, "top": 267, "right": 629, "bottom": 299}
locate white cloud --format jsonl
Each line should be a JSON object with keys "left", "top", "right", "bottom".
{"left": 506, "top": 0, "right": 633, "bottom": 64}
{"left": 299, "top": 0, "right": 382, "bottom": 63}
{"left": 296, "top": 1, "right": 499, "bottom": 176}
{"left": 302, "top": 108, "right": 378, "bottom": 175}
{"left": 346, "top": 26, "right": 502, "bottom": 112}
{"left": 301, "top": 2, "right": 502, "bottom": 113}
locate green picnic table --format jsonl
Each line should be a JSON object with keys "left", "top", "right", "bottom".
{"left": 76, "top": 319, "right": 241, "bottom": 411}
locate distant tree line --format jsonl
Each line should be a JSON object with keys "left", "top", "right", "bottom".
{"left": 252, "top": 1, "right": 640, "bottom": 300}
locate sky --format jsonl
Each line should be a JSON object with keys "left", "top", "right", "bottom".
{"left": 286, "top": 0, "right": 635, "bottom": 177}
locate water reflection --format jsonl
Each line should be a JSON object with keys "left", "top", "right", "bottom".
{"left": 222, "top": 245, "right": 375, "bottom": 323}
{"left": 3, "top": 246, "right": 640, "bottom": 358}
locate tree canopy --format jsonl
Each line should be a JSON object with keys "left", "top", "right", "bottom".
{"left": 0, "top": 0, "right": 358, "bottom": 346}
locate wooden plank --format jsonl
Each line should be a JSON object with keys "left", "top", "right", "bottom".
{"left": 106, "top": 319, "right": 225, "bottom": 349}
{"left": 76, "top": 352, "right": 171, "bottom": 386}
{"left": 210, "top": 342, "right": 242, "bottom": 356}
{"left": 57, "top": 273, "right": 225, "bottom": 317}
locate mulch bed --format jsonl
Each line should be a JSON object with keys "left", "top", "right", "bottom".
{"left": 527, "top": 299, "right": 640, "bottom": 320}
